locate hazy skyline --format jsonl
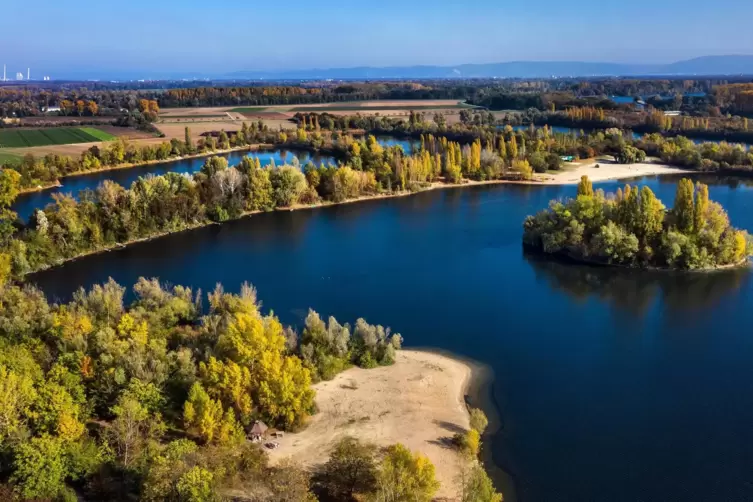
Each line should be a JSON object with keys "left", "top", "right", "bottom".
{"left": 4, "top": 0, "right": 753, "bottom": 78}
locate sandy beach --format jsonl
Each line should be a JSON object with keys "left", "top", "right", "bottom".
{"left": 267, "top": 350, "right": 476, "bottom": 499}
{"left": 539, "top": 159, "right": 691, "bottom": 185}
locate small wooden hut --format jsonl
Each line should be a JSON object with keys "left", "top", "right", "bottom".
{"left": 249, "top": 420, "right": 268, "bottom": 442}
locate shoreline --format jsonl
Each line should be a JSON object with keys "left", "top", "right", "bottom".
{"left": 24, "top": 164, "right": 702, "bottom": 276}
{"left": 16, "top": 143, "right": 275, "bottom": 195}
{"left": 524, "top": 245, "right": 752, "bottom": 273}
{"left": 411, "top": 347, "right": 518, "bottom": 502}
{"left": 264, "top": 349, "right": 507, "bottom": 500}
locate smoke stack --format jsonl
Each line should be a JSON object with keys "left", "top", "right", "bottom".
{"left": 27, "top": 68, "right": 30, "bottom": 80}
{"left": 2, "top": 65, "right": 5, "bottom": 82}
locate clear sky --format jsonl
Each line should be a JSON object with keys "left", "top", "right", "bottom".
{"left": 3, "top": 0, "right": 753, "bottom": 78}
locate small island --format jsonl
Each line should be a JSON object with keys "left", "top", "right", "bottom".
{"left": 523, "top": 176, "right": 753, "bottom": 270}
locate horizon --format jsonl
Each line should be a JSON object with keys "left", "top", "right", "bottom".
{"left": 4, "top": 0, "right": 753, "bottom": 79}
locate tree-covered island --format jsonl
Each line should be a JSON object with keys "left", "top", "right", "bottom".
{"left": 523, "top": 176, "right": 752, "bottom": 270}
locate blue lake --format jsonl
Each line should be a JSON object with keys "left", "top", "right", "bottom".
{"left": 29, "top": 173, "right": 753, "bottom": 502}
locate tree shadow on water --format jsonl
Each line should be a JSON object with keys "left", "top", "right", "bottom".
{"left": 524, "top": 250, "right": 750, "bottom": 318}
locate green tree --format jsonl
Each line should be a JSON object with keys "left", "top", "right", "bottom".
{"left": 248, "top": 165, "right": 274, "bottom": 211}
{"left": 469, "top": 408, "right": 488, "bottom": 435}
{"left": 318, "top": 436, "right": 378, "bottom": 499}
{"left": 176, "top": 467, "right": 217, "bottom": 502}
{"left": 459, "top": 464, "right": 503, "bottom": 502}
{"left": 673, "top": 178, "right": 695, "bottom": 233}
{"left": 374, "top": 443, "right": 440, "bottom": 502}
{"left": 200, "top": 156, "right": 228, "bottom": 178}
{"left": 185, "top": 127, "right": 194, "bottom": 153}
{"left": 694, "top": 182, "right": 709, "bottom": 234}
{"left": 11, "top": 435, "right": 69, "bottom": 500}
{"left": 576, "top": 176, "right": 593, "bottom": 197}
{"left": 270, "top": 166, "right": 307, "bottom": 207}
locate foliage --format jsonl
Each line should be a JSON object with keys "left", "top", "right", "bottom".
{"left": 373, "top": 443, "right": 440, "bottom": 502}
{"left": 0, "top": 278, "right": 409, "bottom": 500}
{"left": 459, "top": 464, "right": 503, "bottom": 502}
{"left": 524, "top": 177, "right": 752, "bottom": 269}
{"left": 469, "top": 408, "right": 489, "bottom": 435}
{"left": 316, "top": 436, "right": 378, "bottom": 499}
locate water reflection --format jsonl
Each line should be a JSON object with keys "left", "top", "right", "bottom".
{"left": 524, "top": 251, "right": 750, "bottom": 316}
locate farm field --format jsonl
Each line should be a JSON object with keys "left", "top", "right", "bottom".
{"left": 0, "top": 151, "right": 21, "bottom": 164}
{"left": 0, "top": 127, "right": 115, "bottom": 148}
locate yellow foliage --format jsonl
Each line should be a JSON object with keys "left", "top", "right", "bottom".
{"left": 117, "top": 313, "right": 149, "bottom": 346}
{"left": 734, "top": 231, "right": 748, "bottom": 261}
{"left": 52, "top": 307, "right": 93, "bottom": 341}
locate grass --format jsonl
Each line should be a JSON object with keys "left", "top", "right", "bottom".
{"left": 0, "top": 152, "right": 21, "bottom": 164}
{"left": 288, "top": 103, "right": 475, "bottom": 112}
{"left": 79, "top": 127, "right": 116, "bottom": 141}
{"left": 0, "top": 127, "right": 114, "bottom": 148}
{"left": 228, "top": 107, "right": 268, "bottom": 113}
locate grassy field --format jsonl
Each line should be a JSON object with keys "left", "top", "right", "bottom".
{"left": 0, "top": 127, "right": 115, "bottom": 148}
{"left": 0, "top": 152, "right": 21, "bottom": 164}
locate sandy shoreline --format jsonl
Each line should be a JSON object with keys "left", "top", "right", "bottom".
{"left": 266, "top": 350, "right": 479, "bottom": 499}
{"left": 537, "top": 160, "right": 692, "bottom": 185}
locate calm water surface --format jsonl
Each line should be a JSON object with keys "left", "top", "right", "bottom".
{"left": 29, "top": 175, "right": 753, "bottom": 502}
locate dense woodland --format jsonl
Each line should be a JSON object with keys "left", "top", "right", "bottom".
{"left": 524, "top": 176, "right": 752, "bottom": 269}
{"left": 0, "top": 274, "right": 499, "bottom": 500}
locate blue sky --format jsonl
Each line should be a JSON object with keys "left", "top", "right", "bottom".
{"left": 3, "top": 0, "right": 752, "bottom": 78}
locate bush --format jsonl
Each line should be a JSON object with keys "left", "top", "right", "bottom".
{"left": 469, "top": 408, "right": 488, "bottom": 434}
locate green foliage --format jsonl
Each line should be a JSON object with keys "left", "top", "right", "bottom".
{"left": 469, "top": 408, "right": 489, "bottom": 435}
{"left": 459, "top": 464, "right": 503, "bottom": 502}
{"left": 317, "top": 436, "right": 378, "bottom": 499}
{"left": 176, "top": 466, "right": 217, "bottom": 502}
{"left": 11, "top": 435, "right": 68, "bottom": 500}
{"left": 374, "top": 443, "right": 440, "bottom": 502}
{"left": 524, "top": 177, "right": 751, "bottom": 269}
{"left": 455, "top": 429, "right": 481, "bottom": 458}
{"left": 576, "top": 175, "right": 593, "bottom": 197}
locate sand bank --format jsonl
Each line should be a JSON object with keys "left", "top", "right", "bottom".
{"left": 539, "top": 160, "right": 691, "bottom": 185}
{"left": 267, "top": 350, "right": 478, "bottom": 499}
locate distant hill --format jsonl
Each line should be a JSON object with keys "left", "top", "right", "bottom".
{"left": 227, "top": 55, "right": 753, "bottom": 79}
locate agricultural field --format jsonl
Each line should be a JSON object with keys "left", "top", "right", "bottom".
{"left": 0, "top": 151, "right": 21, "bottom": 164}
{"left": 0, "top": 127, "right": 115, "bottom": 148}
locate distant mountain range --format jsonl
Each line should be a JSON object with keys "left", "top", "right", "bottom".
{"left": 227, "top": 55, "right": 753, "bottom": 80}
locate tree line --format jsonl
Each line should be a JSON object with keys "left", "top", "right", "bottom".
{"left": 524, "top": 176, "right": 752, "bottom": 269}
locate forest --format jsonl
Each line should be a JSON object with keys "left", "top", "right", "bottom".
{"left": 523, "top": 176, "right": 752, "bottom": 269}
{"left": 0, "top": 275, "right": 500, "bottom": 500}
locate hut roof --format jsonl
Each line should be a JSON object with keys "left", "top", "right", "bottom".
{"left": 250, "top": 421, "right": 268, "bottom": 435}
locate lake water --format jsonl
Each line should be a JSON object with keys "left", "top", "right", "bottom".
{"left": 28, "top": 174, "right": 753, "bottom": 502}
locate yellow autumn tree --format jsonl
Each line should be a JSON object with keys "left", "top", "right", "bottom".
{"left": 183, "top": 382, "right": 242, "bottom": 444}
{"left": 199, "top": 357, "right": 253, "bottom": 424}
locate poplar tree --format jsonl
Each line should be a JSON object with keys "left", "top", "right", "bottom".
{"left": 576, "top": 175, "right": 593, "bottom": 197}
{"left": 694, "top": 182, "right": 709, "bottom": 234}
{"left": 184, "top": 127, "right": 193, "bottom": 153}
{"left": 673, "top": 178, "right": 695, "bottom": 233}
